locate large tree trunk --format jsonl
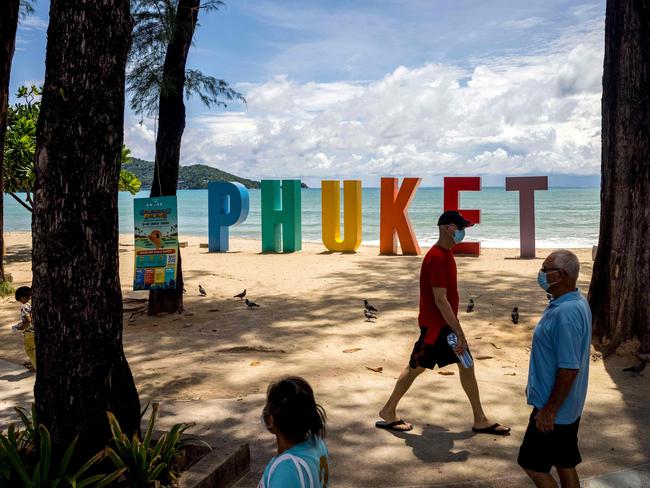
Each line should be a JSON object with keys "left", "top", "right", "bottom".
{"left": 588, "top": 0, "right": 650, "bottom": 356}
{"left": 0, "top": 0, "right": 20, "bottom": 284}
{"left": 148, "top": 0, "right": 200, "bottom": 315}
{"left": 32, "top": 0, "right": 140, "bottom": 456}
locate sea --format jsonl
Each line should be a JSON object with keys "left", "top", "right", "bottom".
{"left": 3, "top": 187, "right": 600, "bottom": 248}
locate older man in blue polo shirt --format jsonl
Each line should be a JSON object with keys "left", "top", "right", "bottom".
{"left": 518, "top": 250, "right": 592, "bottom": 488}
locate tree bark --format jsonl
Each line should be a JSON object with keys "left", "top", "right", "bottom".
{"left": 148, "top": 0, "right": 200, "bottom": 315}
{"left": 0, "top": 0, "right": 21, "bottom": 284}
{"left": 588, "top": 0, "right": 650, "bottom": 356}
{"left": 32, "top": 0, "right": 140, "bottom": 457}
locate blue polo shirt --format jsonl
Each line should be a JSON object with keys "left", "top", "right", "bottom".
{"left": 526, "top": 289, "right": 592, "bottom": 424}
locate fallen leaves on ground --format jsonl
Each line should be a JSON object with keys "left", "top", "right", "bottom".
{"left": 438, "top": 370, "right": 455, "bottom": 376}
{"left": 490, "top": 342, "right": 502, "bottom": 349}
{"left": 475, "top": 356, "right": 494, "bottom": 360}
{"left": 343, "top": 348, "right": 362, "bottom": 353}
{"left": 366, "top": 366, "right": 383, "bottom": 373}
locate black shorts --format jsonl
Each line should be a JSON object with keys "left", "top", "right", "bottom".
{"left": 408, "top": 325, "right": 471, "bottom": 369}
{"left": 517, "top": 408, "right": 582, "bottom": 473}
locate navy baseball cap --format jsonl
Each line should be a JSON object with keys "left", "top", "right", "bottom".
{"left": 437, "top": 210, "right": 473, "bottom": 228}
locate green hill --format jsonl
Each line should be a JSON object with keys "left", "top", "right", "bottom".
{"left": 127, "top": 158, "right": 309, "bottom": 189}
{"left": 128, "top": 158, "right": 261, "bottom": 189}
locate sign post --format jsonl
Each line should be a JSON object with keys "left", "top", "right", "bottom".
{"left": 133, "top": 196, "right": 179, "bottom": 290}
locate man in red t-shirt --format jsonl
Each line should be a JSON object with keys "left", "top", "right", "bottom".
{"left": 376, "top": 211, "right": 510, "bottom": 435}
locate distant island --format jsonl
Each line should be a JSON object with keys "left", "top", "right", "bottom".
{"left": 127, "top": 158, "right": 308, "bottom": 189}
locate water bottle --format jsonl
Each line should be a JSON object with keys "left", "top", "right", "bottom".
{"left": 447, "top": 332, "right": 473, "bottom": 368}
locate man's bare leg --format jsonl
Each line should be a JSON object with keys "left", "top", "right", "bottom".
{"left": 556, "top": 468, "right": 579, "bottom": 488}
{"left": 457, "top": 364, "right": 510, "bottom": 432}
{"left": 378, "top": 365, "right": 425, "bottom": 430}
{"left": 524, "top": 469, "right": 558, "bottom": 488}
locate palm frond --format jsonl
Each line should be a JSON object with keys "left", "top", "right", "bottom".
{"left": 127, "top": 0, "right": 244, "bottom": 117}
{"left": 184, "top": 69, "right": 246, "bottom": 108}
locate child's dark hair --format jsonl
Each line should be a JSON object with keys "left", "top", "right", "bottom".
{"left": 15, "top": 286, "right": 31, "bottom": 301}
{"left": 266, "top": 376, "right": 327, "bottom": 442}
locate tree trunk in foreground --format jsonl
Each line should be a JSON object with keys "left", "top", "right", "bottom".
{"left": 33, "top": 0, "right": 140, "bottom": 456}
{"left": 148, "top": 0, "right": 200, "bottom": 315}
{"left": 0, "top": 0, "right": 21, "bottom": 284}
{"left": 588, "top": 0, "right": 650, "bottom": 356}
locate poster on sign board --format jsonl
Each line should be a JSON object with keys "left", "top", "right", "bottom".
{"left": 133, "top": 196, "right": 179, "bottom": 290}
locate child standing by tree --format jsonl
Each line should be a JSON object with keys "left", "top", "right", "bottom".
{"left": 14, "top": 286, "right": 35, "bottom": 371}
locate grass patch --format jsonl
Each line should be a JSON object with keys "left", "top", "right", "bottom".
{"left": 0, "top": 280, "right": 15, "bottom": 298}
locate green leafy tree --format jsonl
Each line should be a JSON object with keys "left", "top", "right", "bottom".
{"left": 3, "top": 85, "right": 38, "bottom": 212}
{"left": 128, "top": 0, "right": 244, "bottom": 119}
{"left": 128, "top": 0, "right": 245, "bottom": 315}
{"left": 119, "top": 145, "right": 143, "bottom": 194}
{"left": 3, "top": 86, "right": 142, "bottom": 213}
{"left": 0, "top": 0, "right": 22, "bottom": 291}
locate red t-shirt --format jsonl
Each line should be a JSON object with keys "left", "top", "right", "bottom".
{"left": 418, "top": 244, "right": 459, "bottom": 344}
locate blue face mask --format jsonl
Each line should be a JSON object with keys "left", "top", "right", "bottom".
{"left": 453, "top": 228, "right": 465, "bottom": 243}
{"left": 537, "top": 270, "right": 559, "bottom": 291}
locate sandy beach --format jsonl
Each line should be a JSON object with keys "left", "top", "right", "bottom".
{"left": 0, "top": 231, "right": 594, "bottom": 400}
{"left": 1, "top": 232, "right": 648, "bottom": 487}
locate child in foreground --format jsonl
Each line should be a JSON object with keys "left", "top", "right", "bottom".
{"left": 14, "top": 286, "right": 35, "bottom": 371}
{"left": 258, "top": 376, "right": 329, "bottom": 488}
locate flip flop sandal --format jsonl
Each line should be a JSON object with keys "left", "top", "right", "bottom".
{"left": 375, "top": 419, "right": 414, "bottom": 432}
{"left": 472, "top": 423, "right": 511, "bottom": 436}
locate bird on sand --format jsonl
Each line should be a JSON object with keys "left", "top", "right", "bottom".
{"left": 466, "top": 299, "right": 475, "bottom": 313}
{"left": 234, "top": 289, "right": 246, "bottom": 300}
{"left": 364, "top": 300, "right": 378, "bottom": 313}
{"left": 198, "top": 285, "right": 207, "bottom": 296}
{"left": 622, "top": 360, "right": 646, "bottom": 377}
{"left": 511, "top": 307, "right": 519, "bottom": 324}
{"left": 364, "top": 310, "right": 377, "bottom": 322}
{"left": 245, "top": 299, "right": 260, "bottom": 309}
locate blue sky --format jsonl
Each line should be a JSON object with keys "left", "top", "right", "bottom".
{"left": 11, "top": 0, "right": 605, "bottom": 187}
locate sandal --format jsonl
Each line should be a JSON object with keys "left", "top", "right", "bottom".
{"left": 375, "top": 419, "right": 413, "bottom": 432}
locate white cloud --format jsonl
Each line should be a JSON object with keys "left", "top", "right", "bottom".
{"left": 127, "top": 18, "right": 604, "bottom": 185}
{"left": 19, "top": 16, "right": 48, "bottom": 32}
{"left": 502, "top": 17, "right": 548, "bottom": 30}
{"left": 124, "top": 122, "right": 156, "bottom": 160}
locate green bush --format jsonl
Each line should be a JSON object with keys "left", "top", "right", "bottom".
{"left": 0, "top": 280, "right": 15, "bottom": 298}
{"left": 1, "top": 404, "right": 200, "bottom": 487}
{"left": 0, "top": 407, "right": 122, "bottom": 488}
{"left": 105, "top": 402, "right": 193, "bottom": 487}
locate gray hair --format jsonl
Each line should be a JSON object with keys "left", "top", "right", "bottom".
{"left": 548, "top": 250, "right": 580, "bottom": 280}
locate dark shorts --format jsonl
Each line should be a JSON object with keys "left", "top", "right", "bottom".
{"left": 517, "top": 408, "right": 582, "bottom": 473}
{"left": 408, "top": 325, "right": 471, "bottom": 370}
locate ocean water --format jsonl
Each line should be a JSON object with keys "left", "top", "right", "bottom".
{"left": 4, "top": 187, "right": 600, "bottom": 248}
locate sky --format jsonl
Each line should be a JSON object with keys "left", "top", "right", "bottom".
{"left": 11, "top": 0, "right": 606, "bottom": 187}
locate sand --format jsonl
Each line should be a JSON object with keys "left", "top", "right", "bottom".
{"left": 0, "top": 231, "right": 593, "bottom": 401}
{"left": 1, "top": 232, "right": 648, "bottom": 487}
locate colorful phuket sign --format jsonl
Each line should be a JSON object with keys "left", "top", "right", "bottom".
{"left": 207, "top": 176, "right": 549, "bottom": 258}
{"left": 133, "top": 196, "right": 179, "bottom": 290}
